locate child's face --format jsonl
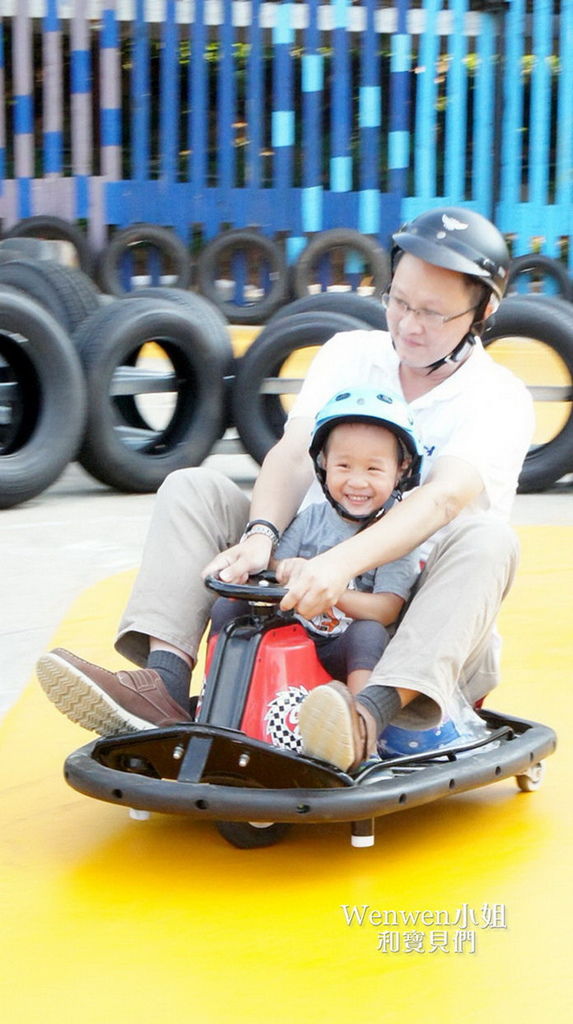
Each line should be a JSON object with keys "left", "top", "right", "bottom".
{"left": 323, "top": 422, "right": 405, "bottom": 519}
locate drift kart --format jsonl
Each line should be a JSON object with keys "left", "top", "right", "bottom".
{"left": 63, "top": 574, "right": 557, "bottom": 849}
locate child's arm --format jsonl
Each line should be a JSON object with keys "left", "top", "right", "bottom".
{"left": 334, "top": 588, "right": 404, "bottom": 627}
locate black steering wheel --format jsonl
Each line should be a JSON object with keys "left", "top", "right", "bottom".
{"left": 204, "top": 570, "right": 288, "bottom": 604}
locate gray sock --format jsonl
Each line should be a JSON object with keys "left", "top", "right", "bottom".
{"left": 357, "top": 685, "right": 402, "bottom": 734}
{"left": 146, "top": 650, "right": 191, "bottom": 709}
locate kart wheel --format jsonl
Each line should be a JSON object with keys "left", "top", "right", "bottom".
{"left": 516, "top": 761, "right": 545, "bottom": 792}
{"left": 215, "top": 820, "right": 291, "bottom": 849}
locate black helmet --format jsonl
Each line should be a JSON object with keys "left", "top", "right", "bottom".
{"left": 392, "top": 207, "right": 509, "bottom": 301}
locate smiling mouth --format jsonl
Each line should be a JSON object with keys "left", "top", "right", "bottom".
{"left": 343, "top": 494, "right": 372, "bottom": 504}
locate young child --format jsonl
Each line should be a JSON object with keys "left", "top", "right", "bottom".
{"left": 209, "top": 387, "right": 423, "bottom": 696}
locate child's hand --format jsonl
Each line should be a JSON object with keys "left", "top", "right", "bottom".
{"left": 273, "top": 556, "right": 307, "bottom": 584}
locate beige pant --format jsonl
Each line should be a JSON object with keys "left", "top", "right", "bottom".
{"left": 116, "top": 467, "right": 519, "bottom": 725}
{"left": 368, "top": 516, "right": 519, "bottom": 728}
{"left": 116, "top": 467, "right": 250, "bottom": 666}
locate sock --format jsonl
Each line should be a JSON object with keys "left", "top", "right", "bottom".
{"left": 146, "top": 650, "right": 191, "bottom": 710}
{"left": 357, "top": 685, "right": 402, "bottom": 735}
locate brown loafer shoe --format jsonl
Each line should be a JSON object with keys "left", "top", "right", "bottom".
{"left": 298, "top": 681, "right": 376, "bottom": 772}
{"left": 36, "top": 647, "right": 192, "bottom": 736}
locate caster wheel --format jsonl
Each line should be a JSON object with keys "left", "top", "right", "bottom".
{"left": 215, "top": 820, "right": 291, "bottom": 849}
{"left": 516, "top": 761, "right": 545, "bottom": 792}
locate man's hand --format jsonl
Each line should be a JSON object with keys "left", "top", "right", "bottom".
{"left": 277, "top": 550, "right": 351, "bottom": 619}
{"left": 202, "top": 534, "right": 273, "bottom": 584}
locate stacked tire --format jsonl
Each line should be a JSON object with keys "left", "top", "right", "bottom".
{"left": 0, "top": 287, "right": 87, "bottom": 508}
{"left": 230, "top": 292, "right": 573, "bottom": 493}
{"left": 0, "top": 254, "right": 235, "bottom": 507}
{"left": 2, "top": 220, "right": 573, "bottom": 504}
{"left": 73, "top": 291, "right": 232, "bottom": 493}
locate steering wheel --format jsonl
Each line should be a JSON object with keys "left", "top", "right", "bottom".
{"left": 204, "top": 570, "right": 288, "bottom": 604}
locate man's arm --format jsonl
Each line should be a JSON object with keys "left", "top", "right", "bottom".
{"left": 202, "top": 417, "right": 315, "bottom": 583}
{"left": 279, "top": 456, "right": 484, "bottom": 619}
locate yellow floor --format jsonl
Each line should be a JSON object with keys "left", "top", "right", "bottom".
{"left": 1, "top": 525, "right": 571, "bottom": 1024}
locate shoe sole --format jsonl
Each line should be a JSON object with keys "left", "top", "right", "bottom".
{"left": 36, "top": 652, "right": 154, "bottom": 737}
{"left": 298, "top": 685, "right": 356, "bottom": 772}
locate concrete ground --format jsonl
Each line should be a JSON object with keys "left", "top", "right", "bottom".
{"left": 1, "top": 451, "right": 572, "bottom": 722}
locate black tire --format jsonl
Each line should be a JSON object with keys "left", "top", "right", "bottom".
{"left": 0, "top": 237, "right": 61, "bottom": 260}
{"left": 120, "top": 286, "right": 232, "bottom": 356}
{"left": 97, "top": 224, "right": 192, "bottom": 297}
{"left": 4, "top": 215, "right": 95, "bottom": 276}
{"left": 0, "top": 291, "right": 86, "bottom": 508}
{"left": 483, "top": 295, "right": 573, "bottom": 491}
{"left": 196, "top": 228, "right": 288, "bottom": 324}
{"left": 270, "top": 290, "right": 388, "bottom": 330}
{"left": 0, "top": 259, "right": 101, "bottom": 334}
{"left": 215, "top": 820, "right": 291, "bottom": 849}
{"left": 74, "top": 299, "right": 226, "bottom": 492}
{"left": 292, "top": 228, "right": 390, "bottom": 300}
{"left": 506, "top": 253, "right": 572, "bottom": 300}
{"left": 120, "top": 286, "right": 236, "bottom": 433}
{"left": 232, "top": 311, "right": 369, "bottom": 464}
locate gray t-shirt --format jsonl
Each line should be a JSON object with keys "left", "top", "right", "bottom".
{"left": 274, "top": 501, "right": 421, "bottom": 637}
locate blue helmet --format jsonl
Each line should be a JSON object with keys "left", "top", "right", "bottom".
{"left": 309, "top": 388, "right": 423, "bottom": 521}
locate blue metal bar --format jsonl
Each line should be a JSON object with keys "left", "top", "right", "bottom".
{"left": 299, "top": 0, "right": 323, "bottom": 241}
{"left": 388, "top": 0, "right": 412, "bottom": 208}
{"left": 159, "top": 0, "right": 179, "bottom": 183}
{"left": 43, "top": 0, "right": 63, "bottom": 175}
{"left": 132, "top": 0, "right": 150, "bottom": 182}
{"left": 218, "top": 0, "right": 236, "bottom": 195}
{"left": 444, "top": 0, "right": 468, "bottom": 202}
{"left": 330, "top": 0, "right": 352, "bottom": 195}
{"left": 189, "top": 0, "right": 207, "bottom": 195}
{"left": 472, "top": 11, "right": 495, "bottom": 213}
{"left": 358, "top": 0, "right": 381, "bottom": 235}
{"left": 272, "top": 1, "right": 295, "bottom": 203}
{"left": 529, "top": 0, "right": 551, "bottom": 217}
{"left": 413, "top": 0, "right": 440, "bottom": 202}
{"left": 100, "top": 5, "right": 121, "bottom": 180}
{"left": 498, "top": 0, "right": 525, "bottom": 242}
{"left": 246, "top": 0, "right": 263, "bottom": 189}
{"left": 13, "top": 1, "right": 34, "bottom": 216}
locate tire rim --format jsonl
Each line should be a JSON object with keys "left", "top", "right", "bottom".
{"left": 0, "top": 335, "right": 40, "bottom": 455}
{"left": 108, "top": 338, "right": 199, "bottom": 455}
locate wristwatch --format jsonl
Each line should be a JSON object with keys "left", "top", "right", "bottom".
{"left": 240, "top": 518, "right": 280, "bottom": 549}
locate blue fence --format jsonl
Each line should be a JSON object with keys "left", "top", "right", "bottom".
{"left": 0, "top": 1, "right": 571, "bottom": 265}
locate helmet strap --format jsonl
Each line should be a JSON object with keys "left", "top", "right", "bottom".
{"left": 316, "top": 463, "right": 404, "bottom": 525}
{"left": 424, "top": 331, "right": 477, "bottom": 375}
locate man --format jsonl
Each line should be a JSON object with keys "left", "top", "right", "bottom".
{"left": 37, "top": 207, "right": 534, "bottom": 772}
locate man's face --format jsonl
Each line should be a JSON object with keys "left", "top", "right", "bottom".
{"left": 386, "top": 253, "right": 479, "bottom": 371}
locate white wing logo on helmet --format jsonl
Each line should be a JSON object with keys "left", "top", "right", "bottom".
{"left": 442, "top": 214, "right": 469, "bottom": 232}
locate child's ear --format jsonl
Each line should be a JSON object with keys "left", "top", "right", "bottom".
{"left": 396, "top": 456, "right": 412, "bottom": 486}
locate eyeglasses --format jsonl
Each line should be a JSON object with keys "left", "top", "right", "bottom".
{"left": 382, "top": 293, "right": 478, "bottom": 329}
